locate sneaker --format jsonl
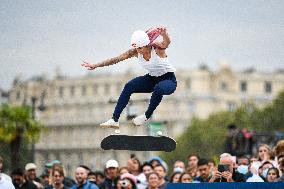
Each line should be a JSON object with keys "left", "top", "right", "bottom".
{"left": 132, "top": 114, "right": 148, "bottom": 126}
{"left": 100, "top": 119, "right": 119, "bottom": 129}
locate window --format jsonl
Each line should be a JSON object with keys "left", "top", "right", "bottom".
{"left": 185, "top": 78, "right": 191, "bottom": 89}
{"left": 227, "top": 102, "right": 236, "bottom": 112}
{"left": 93, "top": 84, "right": 98, "bottom": 95}
{"left": 59, "top": 86, "right": 64, "bottom": 98}
{"left": 16, "top": 91, "right": 21, "bottom": 100}
{"left": 264, "top": 82, "right": 272, "bottom": 93}
{"left": 81, "top": 85, "right": 87, "bottom": 96}
{"left": 105, "top": 84, "right": 110, "bottom": 94}
{"left": 220, "top": 82, "right": 228, "bottom": 91}
{"left": 70, "top": 86, "right": 75, "bottom": 97}
{"left": 240, "top": 81, "right": 247, "bottom": 92}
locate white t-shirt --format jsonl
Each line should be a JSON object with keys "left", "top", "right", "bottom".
{"left": 0, "top": 176, "right": 15, "bottom": 189}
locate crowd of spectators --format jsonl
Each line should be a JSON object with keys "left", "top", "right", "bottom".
{"left": 1, "top": 139, "right": 284, "bottom": 189}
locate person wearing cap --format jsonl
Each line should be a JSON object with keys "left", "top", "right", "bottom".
{"left": 25, "top": 163, "right": 44, "bottom": 189}
{"left": 11, "top": 168, "right": 37, "bottom": 189}
{"left": 82, "top": 26, "right": 176, "bottom": 128}
{"left": 117, "top": 173, "right": 137, "bottom": 189}
{"left": 101, "top": 160, "right": 120, "bottom": 189}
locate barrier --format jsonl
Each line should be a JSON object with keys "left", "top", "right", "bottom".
{"left": 168, "top": 182, "right": 284, "bottom": 189}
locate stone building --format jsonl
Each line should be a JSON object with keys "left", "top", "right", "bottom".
{"left": 8, "top": 64, "right": 284, "bottom": 176}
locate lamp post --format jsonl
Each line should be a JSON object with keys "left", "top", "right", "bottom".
{"left": 30, "top": 91, "right": 46, "bottom": 162}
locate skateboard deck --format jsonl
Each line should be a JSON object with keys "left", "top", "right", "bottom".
{"left": 101, "top": 134, "right": 176, "bottom": 152}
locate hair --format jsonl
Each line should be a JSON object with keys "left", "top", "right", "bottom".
{"left": 169, "top": 172, "right": 181, "bottom": 183}
{"left": 11, "top": 168, "right": 24, "bottom": 176}
{"left": 179, "top": 172, "right": 192, "bottom": 183}
{"left": 119, "top": 166, "right": 129, "bottom": 174}
{"left": 207, "top": 159, "right": 216, "bottom": 166}
{"left": 187, "top": 154, "right": 200, "bottom": 160}
{"left": 258, "top": 144, "right": 273, "bottom": 161}
{"left": 131, "top": 157, "right": 142, "bottom": 172}
{"left": 94, "top": 171, "right": 105, "bottom": 178}
{"left": 0, "top": 156, "right": 3, "bottom": 163}
{"left": 267, "top": 167, "right": 280, "bottom": 178}
{"left": 154, "top": 164, "right": 166, "bottom": 173}
{"left": 141, "top": 162, "right": 153, "bottom": 170}
{"left": 78, "top": 165, "right": 91, "bottom": 172}
{"left": 197, "top": 159, "right": 208, "bottom": 167}
{"left": 52, "top": 167, "right": 64, "bottom": 177}
{"left": 274, "top": 140, "right": 284, "bottom": 157}
{"left": 146, "top": 171, "right": 159, "bottom": 181}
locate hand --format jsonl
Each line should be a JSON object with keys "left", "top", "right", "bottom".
{"left": 81, "top": 61, "right": 98, "bottom": 70}
{"left": 210, "top": 170, "right": 222, "bottom": 181}
{"left": 156, "top": 26, "right": 167, "bottom": 35}
{"left": 222, "top": 171, "right": 233, "bottom": 182}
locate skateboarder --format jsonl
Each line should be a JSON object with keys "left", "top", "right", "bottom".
{"left": 82, "top": 26, "right": 177, "bottom": 129}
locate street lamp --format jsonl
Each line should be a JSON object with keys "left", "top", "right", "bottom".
{"left": 30, "top": 90, "right": 46, "bottom": 162}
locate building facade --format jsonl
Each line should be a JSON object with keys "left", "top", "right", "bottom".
{"left": 8, "top": 64, "right": 284, "bottom": 176}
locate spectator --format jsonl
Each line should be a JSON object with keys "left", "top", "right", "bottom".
{"left": 237, "top": 156, "right": 250, "bottom": 166}
{"left": 173, "top": 161, "right": 185, "bottom": 173}
{"left": 101, "top": 159, "right": 119, "bottom": 189}
{"left": 207, "top": 159, "right": 216, "bottom": 177}
{"left": 209, "top": 153, "right": 246, "bottom": 182}
{"left": 11, "top": 168, "right": 37, "bottom": 189}
{"left": 53, "top": 164, "right": 75, "bottom": 188}
{"left": 153, "top": 164, "right": 168, "bottom": 189}
{"left": 169, "top": 172, "right": 181, "bottom": 183}
{"left": 117, "top": 173, "right": 137, "bottom": 189}
{"left": 0, "top": 155, "right": 12, "bottom": 182}
{"left": 88, "top": 171, "right": 96, "bottom": 184}
{"left": 45, "top": 167, "right": 69, "bottom": 189}
{"left": 141, "top": 163, "right": 153, "bottom": 177}
{"left": 127, "top": 156, "right": 147, "bottom": 189}
{"left": 277, "top": 153, "right": 284, "bottom": 181}
{"left": 119, "top": 167, "right": 129, "bottom": 176}
{"left": 71, "top": 166, "right": 99, "bottom": 189}
{"left": 194, "top": 159, "right": 211, "bottom": 182}
{"left": 146, "top": 172, "right": 159, "bottom": 189}
{"left": 257, "top": 144, "right": 274, "bottom": 162}
{"left": 148, "top": 157, "right": 163, "bottom": 168}
{"left": 94, "top": 171, "right": 105, "bottom": 187}
{"left": 266, "top": 168, "right": 280, "bottom": 182}
{"left": 25, "top": 163, "right": 44, "bottom": 189}
{"left": 258, "top": 161, "right": 274, "bottom": 181}
{"left": 186, "top": 154, "right": 199, "bottom": 177}
{"left": 179, "top": 173, "right": 192, "bottom": 183}
{"left": 0, "top": 167, "right": 14, "bottom": 189}
{"left": 274, "top": 140, "right": 284, "bottom": 157}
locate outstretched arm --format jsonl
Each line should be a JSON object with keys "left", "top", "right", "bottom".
{"left": 82, "top": 49, "right": 137, "bottom": 70}
{"left": 154, "top": 26, "right": 171, "bottom": 49}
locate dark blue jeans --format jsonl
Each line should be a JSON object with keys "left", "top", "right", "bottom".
{"left": 112, "top": 72, "right": 177, "bottom": 121}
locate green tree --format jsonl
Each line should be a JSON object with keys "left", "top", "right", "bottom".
{"left": 161, "top": 90, "right": 284, "bottom": 173}
{"left": 0, "top": 104, "right": 43, "bottom": 169}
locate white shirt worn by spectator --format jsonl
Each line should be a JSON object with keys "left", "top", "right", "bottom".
{"left": 135, "top": 173, "right": 147, "bottom": 189}
{"left": 0, "top": 174, "right": 15, "bottom": 189}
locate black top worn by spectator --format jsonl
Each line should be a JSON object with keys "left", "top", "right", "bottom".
{"left": 13, "top": 180, "right": 38, "bottom": 189}
{"left": 194, "top": 176, "right": 211, "bottom": 182}
{"left": 100, "top": 177, "right": 119, "bottom": 189}
{"left": 213, "top": 170, "right": 246, "bottom": 182}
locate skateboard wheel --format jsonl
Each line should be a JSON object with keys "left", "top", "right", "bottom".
{"left": 114, "top": 129, "right": 120, "bottom": 134}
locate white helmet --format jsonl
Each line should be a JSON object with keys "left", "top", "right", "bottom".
{"left": 131, "top": 30, "right": 150, "bottom": 48}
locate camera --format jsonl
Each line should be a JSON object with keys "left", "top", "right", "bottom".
{"left": 120, "top": 179, "right": 130, "bottom": 188}
{"left": 218, "top": 164, "right": 230, "bottom": 172}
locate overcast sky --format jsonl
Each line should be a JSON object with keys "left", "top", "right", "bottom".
{"left": 0, "top": 0, "right": 283, "bottom": 90}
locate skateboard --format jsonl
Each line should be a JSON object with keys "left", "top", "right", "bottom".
{"left": 101, "top": 134, "right": 176, "bottom": 152}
